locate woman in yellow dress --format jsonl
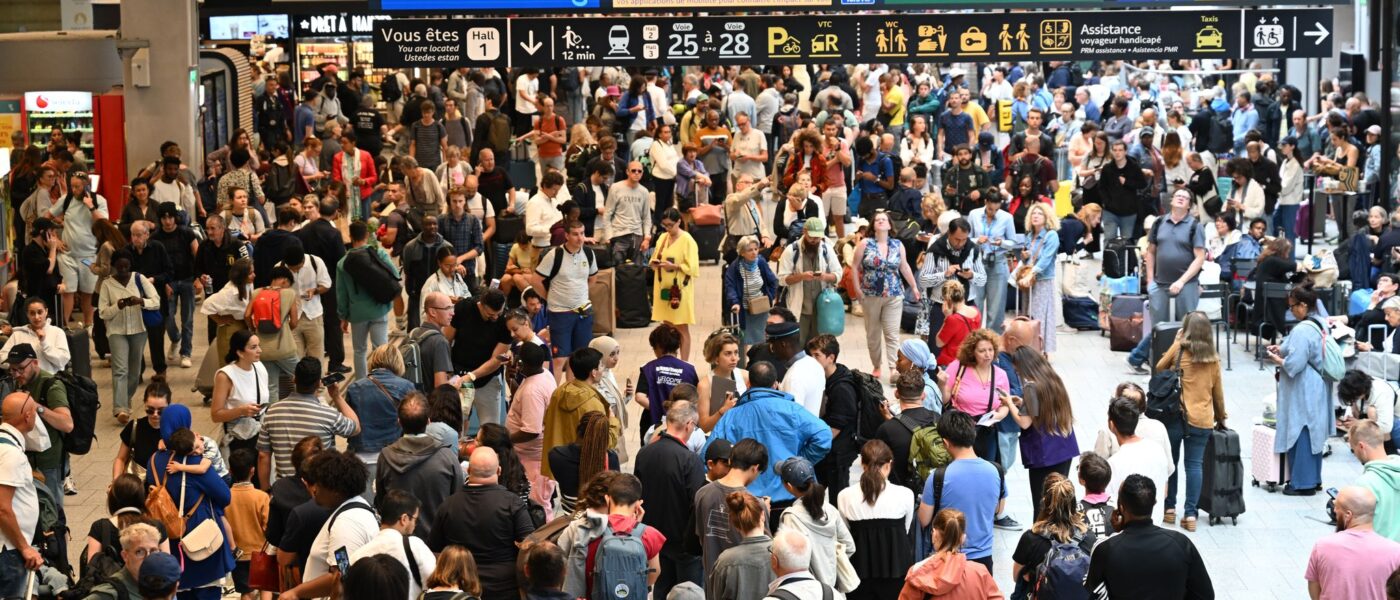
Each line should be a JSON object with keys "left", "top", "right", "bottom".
{"left": 650, "top": 207, "right": 700, "bottom": 361}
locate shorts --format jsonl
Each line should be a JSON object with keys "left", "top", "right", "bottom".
{"left": 232, "top": 560, "right": 251, "bottom": 593}
{"left": 823, "top": 185, "right": 849, "bottom": 217}
{"left": 59, "top": 253, "right": 98, "bottom": 294}
{"left": 547, "top": 309, "right": 595, "bottom": 358}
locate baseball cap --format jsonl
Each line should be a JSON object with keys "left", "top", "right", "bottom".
{"left": 803, "top": 217, "right": 825, "bottom": 237}
{"left": 5, "top": 343, "right": 37, "bottom": 366}
{"left": 1367, "top": 125, "right": 1382, "bottom": 136}
{"left": 705, "top": 438, "right": 733, "bottom": 462}
{"left": 139, "top": 552, "right": 182, "bottom": 590}
{"left": 776, "top": 457, "right": 816, "bottom": 487}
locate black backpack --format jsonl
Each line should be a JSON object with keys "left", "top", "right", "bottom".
{"left": 381, "top": 73, "right": 402, "bottom": 104}
{"left": 849, "top": 370, "right": 888, "bottom": 444}
{"left": 1208, "top": 113, "right": 1234, "bottom": 154}
{"left": 59, "top": 550, "right": 127, "bottom": 600}
{"left": 1146, "top": 350, "right": 1183, "bottom": 421}
{"left": 541, "top": 245, "right": 596, "bottom": 292}
{"left": 43, "top": 369, "right": 100, "bottom": 455}
{"left": 1067, "top": 63, "right": 1085, "bottom": 88}
{"left": 263, "top": 161, "right": 297, "bottom": 203}
{"left": 343, "top": 246, "right": 403, "bottom": 305}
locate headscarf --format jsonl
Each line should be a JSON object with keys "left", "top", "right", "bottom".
{"left": 159, "top": 404, "right": 193, "bottom": 446}
{"left": 589, "top": 336, "right": 620, "bottom": 363}
{"left": 899, "top": 339, "right": 934, "bottom": 372}
{"left": 587, "top": 335, "right": 630, "bottom": 461}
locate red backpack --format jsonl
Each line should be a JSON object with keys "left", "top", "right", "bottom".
{"left": 250, "top": 288, "right": 284, "bottom": 334}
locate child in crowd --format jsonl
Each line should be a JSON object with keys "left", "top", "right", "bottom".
{"left": 705, "top": 438, "right": 732, "bottom": 482}
{"left": 1078, "top": 451, "right": 1115, "bottom": 537}
{"left": 164, "top": 426, "right": 230, "bottom": 484}
{"left": 225, "top": 448, "right": 271, "bottom": 600}
{"left": 505, "top": 309, "right": 552, "bottom": 387}
{"left": 549, "top": 200, "right": 582, "bottom": 246}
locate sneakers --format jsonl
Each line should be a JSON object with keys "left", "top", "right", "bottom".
{"left": 180, "top": 356, "right": 192, "bottom": 368}
{"left": 1127, "top": 358, "right": 1149, "bottom": 375}
{"left": 328, "top": 364, "right": 352, "bottom": 374}
{"left": 167, "top": 345, "right": 180, "bottom": 363}
{"left": 993, "top": 515, "right": 1023, "bottom": 531}
{"left": 63, "top": 476, "right": 77, "bottom": 496}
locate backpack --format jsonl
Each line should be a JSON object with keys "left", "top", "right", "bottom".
{"left": 401, "top": 326, "right": 443, "bottom": 392}
{"left": 486, "top": 110, "right": 512, "bottom": 152}
{"left": 1208, "top": 113, "right": 1234, "bottom": 154}
{"left": 250, "top": 288, "right": 285, "bottom": 334}
{"left": 381, "top": 74, "right": 403, "bottom": 104}
{"left": 1301, "top": 318, "right": 1346, "bottom": 382}
{"left": 591, "top": 523, "right": 650, "bottom": 600}
{"left": 145, "top": 456, "right": 186, "bottom": 539}
{"left": 1010, "top": 156, "right": 1048, "bottom": 197}
{"left": 1067, "top": 63, "right": 1085, "bottom": 88}
{"left": 557, "top": 67, "right": 581, "bottom": 94}
{"left": 33, "top": 478, "right": 71, "bottom": 576}
{"left": 60, "top": 551, "right": 128, "bottom": 600}
{"left": 849, "top": 370, "right": 889, "bottom": 444}
{"left": 1145, "top": 348, "right": 1182, "bottom": 422}
{"left": 263, "top": 161, "right": 297, "bottom": 203}
{"left": 1032, "top": 533, "right": 1092, "bottom": 600}
{"left": 46, "top": 370, "right": 100, "bottom": 455}
{"left": 541, "top": 245, "right": 596, "bottom": 292}
{"left": 344, "top": 247, "right": 403, "bottom": 305}
{"left": 900, "top": 414, "right": 951, "bottom": 493}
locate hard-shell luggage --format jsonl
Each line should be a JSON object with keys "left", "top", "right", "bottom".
{"left": 1149, "top": 321, "right": 1181, "bottom": 374}
{"left": 692, "top": 224, "right": 723, "bottom": 264}
{"left": 1251, "top": 424, "right": 1290, "bottom": 492}
{"left": 615, "top": 263, "right": 652, "bottom": 329}
{"left": 1102, "top": 237, "right": 1139, "bottom": 280}
{"left": 1199, "top": 427, "right": 1246, "bottom": 525}
{"left": 489, "top": 241, "right": 513, "bottom": 281}
{"left": 591, "top": 244, "right": 615, "bottom": 270}
{"left": 1062, "top": 296, "right": 1100, "bottom": 331}
{"left": 591, "top": 268, "right": 616, "bottom": 336}
{"left": 66, "top": 326, "right": 91, "bottom": 379}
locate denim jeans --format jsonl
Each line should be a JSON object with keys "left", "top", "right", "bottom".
{"left": 1101, "top": 212, "right": 1138, "bottom": 243}
{"left": 1275, "top": 204, "right": 1299, "bottom": 244}
{"left": 351, "top": 313, "right": 390, "bottom": 380}
{"left": 1129, "top": 280, "right": 1202, "bottom": 367}
{"left": 262, "top": 356, "right": 300, "bottom": 402}
{"left": 1163, "top": 417, "right": 1212, "bottom": 516}
{"left": 980, "top": 257, "right": 1010, "bottom": 333}
{"left": 108, "top": 330, "right": 147, "bottom": 415}
{"left": 165, "top": 278, "right": 195, "bottom": 357}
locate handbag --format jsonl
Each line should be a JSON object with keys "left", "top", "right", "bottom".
{"left": 834, "top": 540, "right": 861, "bottom": 593}
{"left": 176, "top": 459, "right": 225, "bottom": 561}
{"left": 249, "top": 543, "right": 281, "bottom": 592}
{"left": 748, "top": 294, "right": 772, "bottom": 315}
{"left": 1014, "top": 235, "right": 1042, "bottom": 291}
{"left": 133, "top": 275, "right": 164, "bottom": 328}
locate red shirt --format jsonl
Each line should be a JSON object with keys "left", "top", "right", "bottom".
{"left": 584, "top": 514, "right": 666, "bottom": 599}
{"left": 938, "top": 309, "right": 982, "bottom": 366}
{"left": 535, "top": 114, "right": 567, "bottom": 159}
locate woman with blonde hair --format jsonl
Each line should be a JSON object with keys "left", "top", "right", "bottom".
{"left": 422, "top": 545, "right": 482, "bottom": 600}
{"left": 1005, "top": 346, "right": 1080, "bottom": 515}
{"left": 1017, "top": 203, "right": 1060, "bottom": 354}
{"left": 1056, "top": 202, "right": 1100, "bottom": 259}
{"left": 837, "top": 440, "right": 915, "bottom": 600}
{"left": 899, "top": 508, "right": 1001, "bottom": 600}
{"left": 1009, "top": 473, "right": 1094, "bottom": 598}
{"left": 695, "top": 332, "right": 749, "bottom": 432}
{"left": 1155, "top": 311, "right": 1227, "bottom": 531}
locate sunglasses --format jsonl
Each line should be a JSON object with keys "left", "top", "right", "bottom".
{"left": 146, "top": 407, "right": 164, "bottom": 416}
{"left": 628, "top": 169, "right": 643, "bottom": 174}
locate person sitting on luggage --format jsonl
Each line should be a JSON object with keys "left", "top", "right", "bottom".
{"left": 1332, "top": 273, "right": 1400, "bottom": 350}
{"left": 1249, "top": 237, "right": 1301, "bottom": 341}
{"left": 500, "top": 231, "right": 539, "bottom": 297}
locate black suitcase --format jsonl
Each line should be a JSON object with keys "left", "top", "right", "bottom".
{"left": 900, "top": 294, "right": 922, "bottom": 334}
{"left": 692, "top": 224, "right": 723, "bottom": 264}
{"left": 1102, "top": 237, "right": 1139, "bottom": 280}
{"left": 616, "top": 263, "right": 652, "bottom": 328}
{"left": 1199, "top": 427, "right": 1246, "bottom": 525}
{"left": 590, "top": 244, "right": 615, "bottom": 270}
{"left": 66, "top": 326, "right": 91, "bottom": 379}
{"left": 1062, "top": 296, "right": 1100, "bottom": 331}
{"left": 489, "top": 241, "right": 513, "bottom": 281}
{"left": 1149, "top": 321, "right": 1181, "bottom": 373}
{"left": 495, "top": 214, "right": 524, "bottom": 245}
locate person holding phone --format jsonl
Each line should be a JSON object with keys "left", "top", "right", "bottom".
{"left": 210, "top": 329, "right": 270, "bottom": 458}
{"left": 256, "top": 357, "right": 360, "bottom": 487}
{"left": 1264, "top": 284, "right": 1332, "bottom": 497}
{"left": 1004, "top": 346, "right": 1080, "bottom": 516}
{"left": 98, "top": 249, "right": 161, "bottom": 424}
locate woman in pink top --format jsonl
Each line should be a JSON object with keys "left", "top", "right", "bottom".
{"left": 941, "top": 328, "right": 1011, "bottom": 461}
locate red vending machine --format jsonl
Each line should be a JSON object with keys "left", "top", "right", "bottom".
{"left": 22, "top": 91, "right": 127, "bottom": 213}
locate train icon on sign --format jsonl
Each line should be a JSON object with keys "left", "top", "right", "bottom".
{"left": 608, "top": 25, "right": 630, "bottom": 55}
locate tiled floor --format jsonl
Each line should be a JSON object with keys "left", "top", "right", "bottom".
{"left": 61, "top": 258, "right": 1348, "bottom": 598}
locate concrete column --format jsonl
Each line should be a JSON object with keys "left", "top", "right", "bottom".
{"left": 119, "top": 0, "right": 198, "bottom": 176}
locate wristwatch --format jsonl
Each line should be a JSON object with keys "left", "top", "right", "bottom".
{"left": 35, "top": 405, "right": 45, "bottom": 416}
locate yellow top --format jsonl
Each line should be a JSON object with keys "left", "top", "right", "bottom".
{"left": 650, "top": 230, "right": 700, "bottom": 325}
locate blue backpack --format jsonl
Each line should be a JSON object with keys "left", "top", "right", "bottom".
{"left": 1033, "top": 532, "right": 1091, "bottom": 600}
{"left": 592, "top": 523, "right": 650, "bottom": 600}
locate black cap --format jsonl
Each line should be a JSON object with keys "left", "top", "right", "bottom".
{"left": 5, "top": 343, "right": 37, "bottom": 365}
{"left": 705, "top": 438, "right": 733, "bottom": 462}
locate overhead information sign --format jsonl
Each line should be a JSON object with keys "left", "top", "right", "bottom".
{"left": 374, "top": 0, "right": 1338, "bottom": 13}
{"left": 372, "top": 8, "right": 1331, "bottom": 68}
{"left": 372, "top": 18, "right": 508, "bottom": 68}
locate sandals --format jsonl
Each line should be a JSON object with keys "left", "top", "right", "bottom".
{"left": 115, "top": 411, "right": 130, "bottom": 426}
{"left": 1163, "top": 509, "right": 1177, "bottom": 525}
{"left": 1181, "top": 517, "right": 1197, "bottom": 532}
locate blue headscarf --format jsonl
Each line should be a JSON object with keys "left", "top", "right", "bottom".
{"left": 899, "top": 339, "right": 934, "bottom": 372}
{"left": 159, "top": 404, "right": 193, "bottom": 446}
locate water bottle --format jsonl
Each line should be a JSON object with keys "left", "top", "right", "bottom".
{"left": 460, "top": 377, "right": 475, "bottom": 417}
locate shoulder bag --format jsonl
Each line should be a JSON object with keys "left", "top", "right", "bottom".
{"left": 1014, "top": 234, "right": 1043, "bottom": 290}
{"left": 177, "top": 459, "right": 225, "bottom": 561}
{"left": 133, "top": 276, "right": 164, "bottom": 328}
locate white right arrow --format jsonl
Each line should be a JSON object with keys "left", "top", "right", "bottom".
{"left": 1303, "top": 22, "right": 1329, "bottom": 45}
{"left": 520, "top": 29, "right": 542, "bottom": 55}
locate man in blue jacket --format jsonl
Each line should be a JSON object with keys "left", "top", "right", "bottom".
{"left": 704, "top": 360, "right": 832, "bottom": 531}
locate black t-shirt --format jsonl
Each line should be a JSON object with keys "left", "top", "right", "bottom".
{"left": 279, "top": 500, "right": 332, "bottom": 573}
{"left": 194, "top": 236, "right": 248, "bottom": 293}
{"left": 266, "top": 477, "right": 313, "bottom": 548}
{"left": 450, "top": 299, "right": 512, "bottom": 379}
{"left": 873, "top": 407, "right": 938, "bottom": 492}
{"left": 21, "top": 241, "right": 61, "bottom": 305}
{"left": 546, "top": 443, "right": 621, "bottom": 508}
{"left": 153, "top": 226, "right": 199, "bottom": 280}
{"left": 354, "top": 108, "right": 386, "bottom": 153}
{"left": 120, "top": 418, "right": 162, "bottom": 473}
{"left": 1011, "top": 529, "right": 1097, "bottom": 583}
{"left": 87, "top": 517, "right": 168, "bottom": 563}
{"left": 477, "top": 167, "right": 514, "bottom": 215}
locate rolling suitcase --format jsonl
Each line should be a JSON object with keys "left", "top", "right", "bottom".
{"left": 615, "top": 263, "right": 652, "bottom": 328}
{"left": 1199, "top": 427, "right": 1246, "bottom": 525}
{"left": 590, "top": 244, "right": 615, "bottom": 270}
{"left": 65, "top": 326, "right": 91, "bottom": 379}
{"left": 692, "top": 224, "right": 724, "bottom": 264}
{"left": 1062, "top": 296, "right": 1100, "bottom": 331}
{"left": 1251, "top": 424, "right": 1290, "bottom": 492}
{"left": 489, "top": 242, "right": 513, "bottom": 281}
{"left": 1149, "top": 321, "right": 1181, "bottom": 373}
{"left": 590, "top": 269, "right": 615, "bottom": 336}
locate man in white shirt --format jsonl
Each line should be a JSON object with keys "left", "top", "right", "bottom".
{"left": 731, "top": 112, "right": 769, "bottom": 183}
{"left": 645, "top": 69, "right": 675, "bottom": 126}
{"left": 0, "top": 391, "right": 42, "bottom": 597}
{"left": 350, "top": 489, "right": 437, "bottom": 600}
{"left": 534, "top": 220, "right": 600, "bottom": 379}
{"left": 515, "top": 70, "right": 539, "bottom": 119}
{"left": 782, "top": 344, "right": 825, "bottom": 418}
{"left": 524, "top": 171, "right": 567, "bottom": 250}
{"left": 1106, "top": 397, "right": 1173, "bottom": 523}
{"left": 0, "top": 297, "right": 69, "bottom": 373}
{"left": 151, "top": 156, "right": 201, "bottom": 223}
{"left": 284, "top": 449, "right": 379, "bottom": 600}
{"left": 278, "top": 246, "right": 331, "bottom": 363}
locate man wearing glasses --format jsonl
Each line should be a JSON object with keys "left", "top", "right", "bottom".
{"left": 0, "top": 390, "right": 42, "bottom": 591}
{"left": 603, "top": 161, "right": 653, "bottom": 264}
{"left": 414, "top": 292, "right": 460, "bottom": 390}
{"left": 83, "top": 522, "right": 161, "bottom": 600}
{"left": 5, "top": 344, "right": 72, "bottom": 507}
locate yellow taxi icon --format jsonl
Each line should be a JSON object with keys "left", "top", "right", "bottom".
{"left": 1196, "top": 26, "right": 1224, "bottom": 49}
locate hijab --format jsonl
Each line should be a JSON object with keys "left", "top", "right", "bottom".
{"left": 900, "top": 339, "right": 935, "bottom": 372}
{"left": 159, "top": 404, "right": 193, "bottom": 446}
{"left": 587, "top": 335, "right": 630, "bottom": 462}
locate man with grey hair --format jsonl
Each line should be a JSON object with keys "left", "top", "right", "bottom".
{"left": 128, "top": 219, "right": 174, "bottom": 379}
{"left": 634, "top": 400, "right": 707, "bottom": 600}
{"left": 428, "top": 446, "right": 535, "bottom": 600}
{"left": 1305, "top": 486, "right": 1400, "bottom": 599}
{"left": 764, "top": 529, "right": 829, "bottom": 600}
{"left": 82, "top": 522, "right": 161, "bottom": 600}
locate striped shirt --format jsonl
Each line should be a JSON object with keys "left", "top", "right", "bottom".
{"left": 256, "top": 393, "right": 358, "bottom": 479}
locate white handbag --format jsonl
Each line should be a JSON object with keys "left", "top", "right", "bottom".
{"left": 177, "top": 458, "right": 226, "bottom": 561}
{"left": 833, "top": 540, "right": 861, "bottom": 594}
